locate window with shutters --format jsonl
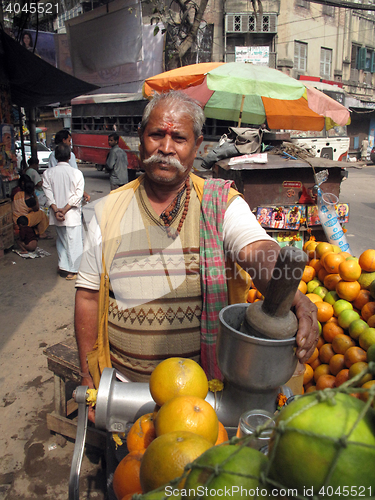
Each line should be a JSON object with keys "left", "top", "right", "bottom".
{"left": 320, "top": 47, "right": 332, "bottom": 79}
{"left": 294, "top": 41, "right": 307, "bottom": 72}
{"left": 365, "top": 49, "right": 373, "bottom": 72}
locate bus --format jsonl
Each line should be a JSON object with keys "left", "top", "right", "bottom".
{"left": 71, "top": 93, "right": 147, "bottom": 179}
{"left": 288, "top": 82, "right": 350, "bottom": 162}
{"left": 70, "top": 93, "right": 241, "bottom": 173}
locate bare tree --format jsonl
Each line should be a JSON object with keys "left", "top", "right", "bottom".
{"left": 148, "top": 0, "right": 263, "bottom": 70}
{"left": 148, "top": 0, "right": 210, "bottom": 69}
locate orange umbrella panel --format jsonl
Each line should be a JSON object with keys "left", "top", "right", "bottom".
{"left": 143, "top": 62, "right": 224, "bottom": 97}
{"left": 262, "top": 96, "right": 325, "bottom": 131}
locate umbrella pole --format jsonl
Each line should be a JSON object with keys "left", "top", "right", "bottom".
{"left": 237, "top": 95, "right": 245, "bottom": 127}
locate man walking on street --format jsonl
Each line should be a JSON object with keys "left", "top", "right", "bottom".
{"left": 106, "top": 133, "right": 128, "bottom": 190}
{"left": 43, "top": 143, "right": 84, "bottom": 280}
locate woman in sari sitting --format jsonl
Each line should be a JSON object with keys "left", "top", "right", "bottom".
{"left": 12, "top": 175, "right": 50, "bottom": 238}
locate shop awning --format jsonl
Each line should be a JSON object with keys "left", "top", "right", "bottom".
{"left": 0, "top": 30, "right": 98, "bottom": 108}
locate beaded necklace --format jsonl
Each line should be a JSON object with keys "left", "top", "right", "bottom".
{"left": 159, "top": 177, "right": 191, "bottom": 238}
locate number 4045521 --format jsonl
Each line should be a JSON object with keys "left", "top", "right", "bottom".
{"left": 5, "top": 3, "right": 58, "bottom": 14}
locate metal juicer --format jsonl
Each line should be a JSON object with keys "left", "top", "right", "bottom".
{"left": 69, "top": 246, "right": 307, "bottom": 499}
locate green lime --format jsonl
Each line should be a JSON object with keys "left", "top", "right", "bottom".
{"left": 324, "top": 290, "right": 339, "bottom": 306}
{"left": 359, "top": 328, "right": 375, "bottom": 351}
{"left": 358, "top": 271, "right": 375, "bottom": 290}
{"left": 349, "top": 319, "right": 368, "bottom": 341}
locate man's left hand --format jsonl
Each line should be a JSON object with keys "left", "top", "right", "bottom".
{"left": 292, "top": 290, "right": 319, "bottom": 363}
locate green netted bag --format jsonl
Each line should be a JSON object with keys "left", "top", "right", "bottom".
{"left": 134, "top": 363, "right": 375, "bottom": 500}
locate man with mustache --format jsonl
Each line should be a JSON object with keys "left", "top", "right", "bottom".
{"left": 75, "top": 90, "right": 318, "bottom": 399}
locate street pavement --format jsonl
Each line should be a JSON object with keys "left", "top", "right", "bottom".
{"left": 0, "top": 163, "right": 373, "bottom": 499}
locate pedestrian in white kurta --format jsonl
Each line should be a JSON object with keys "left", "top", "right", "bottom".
{"left": 42, "top": 143, "right": 84, "bottom": 280}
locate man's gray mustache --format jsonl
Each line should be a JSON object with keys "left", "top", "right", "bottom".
{"left": 143, "top": 154, "right": 185, "bottom": 171}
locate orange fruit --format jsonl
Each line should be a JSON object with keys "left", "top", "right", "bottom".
{"left": 367, "top": 315, "right": 375, "bottom": 328}
{"left": 306, "top": 385, "right": 317, "bottom": 393}
{"left": 309, "top": 258, "right": 323, "bottom": 273}
{"left": 306, "top": 347, "right": 319, "bottom": 365}
{"left": 298, "top": 280, "right": 308, "bottom": 294}
{"left": 319, "top": 343, "right": 335, "bottom": 364}
{"left": 339, "top": 259, "right": 362, "bottom": 282}
{"left": 332, "top": 333, "right": 356, "bottom": 354}
{"left": 320, "top": 250, "right": 334, "bottom": 268}
{"left": 329, "top": 353, "right": 345, "bottom": 376}
{"left": 305, "top": 241, "right": 318, "bottom": 259}
{"left": 215, "top": 421, "right": 229, "bottom": 445}
{"left": 139, "top": 431, "right": 212, "bottom": 492}
{"left": 335, "top": 368, "right": 350, "bottom": 386}
{"left": 127, "top": 413, "right": 156, "bottom": 453}
{"left": 344, "top": 346, "right": 367, "bottom": 368}
{"left": 352, "top": 289, "right": 372, "bottom": 310}
{"left": 304, "top": 380, "right": 315, "bottom": 390}
{"left": 113, "top": 450, "right": 144, "bottom": 500}
{"left": 302, "top": 265, "right": 316, "bottom": 283}
{"left": 152, "top": 404, "right": 161, "bottom": 421}
{"left": 154, "top": 395, "right": 219, "bottom": 444}
{"left": 324, "top": 253, "right": 345, "bottom": 274}
{"left": 362, "top": 302, "right": 375, "bottom": 322}
{"left": 149, "top": 358, "right": 208, "bottom": 407}
{"left": 323, "top": 273, "right": 342, "bottom": 291}
{"left": 341, "top": 252, "right": 353, "bottom": 260}
{"left": 247, "top": 289, "right": 257, "bottom": 303}
{"left": 316, "top": 335, "right": 325, "bottom": 350}
{"left": 359, "top": 380, "right": 375, "bottom": 403}
{"left": 315, "top": 242, "right": 333, "bottom": 259}
{"left": 313, "top": 363, "right": 330, "bottom": 383}
{"left": 336, "top": 280, "right": 361, "bottom": 302}
{"left": 322, "top": 321, "right": 344, "bottom": 343}
{"left": 316, "top": 374, "right": 336, "bottom": 390}
{"left": 348, "top": 361, "right": 372, "bottom": 385}
{"left": 359, "top": 249, "right": 375, "bottom": 272}
{"left": 120, "top": 494, "right": 135, "bottom": 500}
{"left": 310, "top": 357, "right": 321, "bottom": 370}
{"left": 316, "top": 301, "right": 334, "bottom": 323}
{"left": 317, "top": 267, "right": 329, "bottom": 283}
{"left": 256, "top": 289, "right": 264, "bottom": 299}
{"left": 306, "top": 293, "right": 323, "bottom": 304}
{"left": 303, "top": 363, "right": 314, "bottom": 385}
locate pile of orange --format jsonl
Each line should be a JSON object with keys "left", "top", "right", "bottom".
{"left": 248, "top": 244, "right": 375, "bottom": 397}
{"left": 113, "top": 357, "right": 228, "bottom": 500}
{"left": 299, "top": 243, "right": 375, "bottom": 395}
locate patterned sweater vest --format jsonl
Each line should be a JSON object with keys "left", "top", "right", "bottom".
{"left": 107, "top": 179, "right": 202, "bottom": 381}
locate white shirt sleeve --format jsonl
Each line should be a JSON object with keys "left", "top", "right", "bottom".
{"left": 75, "top": 215, "right": 102, "bottom": 290}
{"left": 48, "top": 152, "right": 57, "bottom": 168}
{"left": 223, "top": 196, "right": 273, "bottom": 260}
{"left": 42, "top": 170, "right": 56, "bottom": 207}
